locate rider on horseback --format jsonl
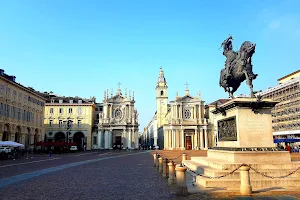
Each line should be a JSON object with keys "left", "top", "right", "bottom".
{"left": 219, "top": 35, "right": 237, "bottom": 84}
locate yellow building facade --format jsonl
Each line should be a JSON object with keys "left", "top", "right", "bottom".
{"left": 0, "top": 69, "right": 46, "bottom": 149}
{"left": 44, "top": 94, "right": 96, "bottom": 150}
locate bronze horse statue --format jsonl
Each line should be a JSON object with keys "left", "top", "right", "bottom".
{"left": 219, "top": 36, "right": 258, "bottom": 98}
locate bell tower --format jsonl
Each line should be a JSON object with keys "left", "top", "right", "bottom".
{"left": 156, "top": 67, "right": 168, "bottom": 128}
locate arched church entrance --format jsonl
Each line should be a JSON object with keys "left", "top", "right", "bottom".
{"left": 2, "top": 124, "right": 10, "bottom": 141}
{"left": 54, "top": 132, "right": 65, "bottom": 142}
{"left": 73, "top": 132, "right": 84, "bottom": 150}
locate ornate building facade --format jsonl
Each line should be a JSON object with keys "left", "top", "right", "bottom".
{"left": 154, "top": 67, "right": 208, "bottom": 150}
{"left": 97, "top": 86, "right": 139, "bottom": 149}
{"left": 44, "top": 94, "right": 96, "bottom": 150}
{"left": 0, "top": 69, "right": 46, "bottom": 149}
{"left": 257, "top": 70, "right": 300, "bottom": 141}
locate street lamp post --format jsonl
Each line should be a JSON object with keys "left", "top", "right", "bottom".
{"left": 64, "top": 119, "right": 73, "bottom": 152}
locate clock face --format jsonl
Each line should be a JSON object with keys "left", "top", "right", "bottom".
{"left": 160, "top": 100, "right": 164, "bottom": 104}
{"left": 184, "top": 109, "right": 191, "bottom": 119}
{"left": 115, "top": 109, "right": 122, "bottom": 120}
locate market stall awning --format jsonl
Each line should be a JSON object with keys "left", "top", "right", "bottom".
{"left": 0, "top": 141, "right": 24, "bottom": 147}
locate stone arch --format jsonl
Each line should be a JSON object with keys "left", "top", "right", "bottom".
{"left": 73, "top": 132, "right": 85, "bottom": 150}
{"left": 2, "top": 124, "right": 11, "bottom": 141}
{"left": 15, "top": 126, "right": 21, "bottom": 143}
{"left": 54, "top": 132, "right": 65, "bottom": 142}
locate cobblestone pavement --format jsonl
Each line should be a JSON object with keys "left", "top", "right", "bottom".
{"left": 1, "top": 151, "right": 300, "bottom": 200}
{"left": 0, "top": 151, "right": 176, "bottom": 200}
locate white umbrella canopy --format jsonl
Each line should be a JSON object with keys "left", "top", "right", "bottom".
{"left": 0, "top": 141, "right": 24, "bottom": 147}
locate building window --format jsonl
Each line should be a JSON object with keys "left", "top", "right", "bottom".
{"left": 59, "top": 120, "right": 63, "bottom": 127}
{"left": 59, "top": 108, "right": 63, "bottom": 114}
{"left": 51, "top": 99, "right": 55, "bottom": 103}
{"left": 78, "top": 100, "right": 82, "bottom": 104}
{"left": 78, "top": 107, "right": 82, "bottom": 115}
{"left": 50, "top": 108, "right": 54, "bottom": 114}
{"left": 161, "top": 90, "right": 164, "bottom": 96}
{"left": 69, "top": 100, "right": 73, "bottom": 104}
{"left": 49, "top": 120, "right": 53, "bottom": 127}
{"left": 69, "top": 108, "right": 73, "bottom": 114}
{"left": 78, "top": 120, "right": 82, "bottom": 128}
{"left": 93, "top": 136, "right": 97, "bottom": 145}
{"left": 59, "top": 100, "right": 63, "bottom": 103}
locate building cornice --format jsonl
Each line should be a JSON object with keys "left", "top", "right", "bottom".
{"left": 0, "top": 76, "right": 47, "bottom": 101}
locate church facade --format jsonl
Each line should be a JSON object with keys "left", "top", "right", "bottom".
{"left": 97, "top": 86, "right": 139, "bottom": 149}
{"left": 155, "top": 67, "right": 209, "bottom": 150}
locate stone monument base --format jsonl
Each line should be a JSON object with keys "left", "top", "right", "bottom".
{"left": 183, "top": 152, "right": 300, "bottom": 189}
{"left": 207, "top": 148, "right": 291, "bottom": 163}
{"left": 183, "top": 97, "right": 300, "bottom": 190}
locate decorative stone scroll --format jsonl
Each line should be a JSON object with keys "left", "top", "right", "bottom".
{"left": 217, "top": 116, "right": 237, "bottom": 141}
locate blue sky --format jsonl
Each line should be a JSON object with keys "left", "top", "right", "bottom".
{"left": 0, "top": 0, "right": 300, "bottom": 131}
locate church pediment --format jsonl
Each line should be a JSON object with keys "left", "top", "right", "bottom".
{"left": 176, "top": 95, "right": 194, "bottom": 102}
{"left": 107, "top": 94, "right": 124, "bottom": 103}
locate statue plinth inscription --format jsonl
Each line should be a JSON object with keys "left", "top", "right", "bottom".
{"left": 217, "top": 116, "right": 237, "bottom": 141}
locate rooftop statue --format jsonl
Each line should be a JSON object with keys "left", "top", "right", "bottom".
{"left": 219, "top": 35, "right": 258, "bottom": 98}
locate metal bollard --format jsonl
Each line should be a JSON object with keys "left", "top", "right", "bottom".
{"left": 182, "top": 153, "right": 187, "bottom": 162}
{"left": 240, "top": 165, "right": 252, "bottom": 195}
{"left": 155, "top": 154, "right": 160, "bottom": 170}
{"left": 153, "top": 154, "right": 157, "bottom": 167}
{"left": 163, "top": 158, "right": 169, "bottom": 178}
{"left": 175, "top": 165, "right": 188, "bottom": 196}
{"left": 168, "top": 161, "right": 176, "bottom": 185}
{"left": 158, "top": 157, "right": 163, "bottom": 174}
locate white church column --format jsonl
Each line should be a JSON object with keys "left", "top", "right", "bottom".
{"left": 181, "top": 129, "right": 185, "bottom": 150}
{"left": 194, "top": 129, "right": 198, "bottom": 150}
{"left": 168, "top": 130, "right": 171, "bottom": 149}
{"left": 98, "top": 130, "right": 102, "bottom": 149}
{"left": 200, "top": 128, "right": 204, "bottom": 149}
{"left": 104, "top": 106, "right": 107, "bottom": 119}
{"left": 176, "top": 130, "right": 180, "bottom": 149}
{"left": 104, "top": 131, "right": 108, "bottom": 149}
{"left": 135, "top": 130, "right": 138, "bottom": 149}
{"left": 109, "top": 131, "right": 113, "bottom": 149}
{"left": 204, "top": 127, "right": 208, "bottom": 150}
{"left": 122, "top": 129, "right": 126, "bottom": 149}
{"left": 129, "top": 105, "right": 132, "bottom": 122}
{"left": 128, "top": 130, "right": 132, "bottom": 149}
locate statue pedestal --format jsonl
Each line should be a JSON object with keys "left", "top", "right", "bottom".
{"left": 209, "top": 97, "right": 290, "bottom": 163}
{"left": 183, "top": 98, "right": 300, "bottom": 190}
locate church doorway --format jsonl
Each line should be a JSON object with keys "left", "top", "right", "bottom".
{"left": 54, "top": 132, "right": 65, "bottom": 142}
{"left": 73, "top": 132, "right": 84, "bottom": 150}
{"left": 114, "top": 136, "right": 122, "bottom": 149}
{"left": 185, "top": 136, "right": 192, "bottom": 150}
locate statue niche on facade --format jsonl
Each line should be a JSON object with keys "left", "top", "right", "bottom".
{"left": 219, "top": 35, "right": 258, "bottom": 98}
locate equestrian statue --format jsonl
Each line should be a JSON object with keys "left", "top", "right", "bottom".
{"left": 219, "top": 35, "right": 258, "bottom": 98}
